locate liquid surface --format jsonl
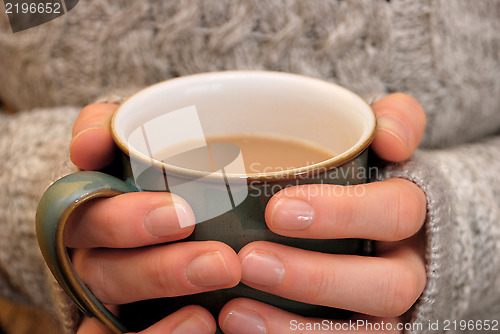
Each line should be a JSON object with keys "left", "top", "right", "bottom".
{"left": 208, "top": 133, "right": 334, "bottom": 173}
{"left": 156, "top": 133, "right": 335, "bottom": 174}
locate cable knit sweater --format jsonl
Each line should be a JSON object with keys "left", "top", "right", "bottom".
{"left": 0, "top": 1, "right": 499, "bottom": 333}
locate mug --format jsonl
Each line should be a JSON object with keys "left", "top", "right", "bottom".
{"left": 36, "top": 71, "right": 376, "bottom": 333}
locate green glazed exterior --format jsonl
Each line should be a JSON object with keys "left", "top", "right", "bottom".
{"left": 119, "top": 149, "right": 372, "bottom": 332}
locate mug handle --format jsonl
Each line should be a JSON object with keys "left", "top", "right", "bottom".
{"left": 36, "top": 171, "right": 137, "bottom": 334}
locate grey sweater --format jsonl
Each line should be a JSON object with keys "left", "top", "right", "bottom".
{"left": 0, "top": 1, "right": 499, "bottom": 333}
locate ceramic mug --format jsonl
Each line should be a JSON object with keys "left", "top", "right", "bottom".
{"left": 36, "top": 71, "right": 376, "bottom": 333}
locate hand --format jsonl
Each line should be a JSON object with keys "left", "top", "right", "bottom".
{"left": 69, "top": 104, "right": 241, "bottom": 334}
{"left": 218, "top": 93, "right": 427, "bottom": 333}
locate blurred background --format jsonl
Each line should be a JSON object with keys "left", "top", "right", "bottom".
{"left": 0, "top": 297, "right": 59, "bottom": 334}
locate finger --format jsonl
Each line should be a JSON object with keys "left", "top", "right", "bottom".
{"left": 265, "top": 178, "right": 426, "bottom": 241}
{"left": 70, "top": 103, "right": 118, "bottom": 170}
{"left": 78, "top": 305, "right": 216, "bottom": 334}
{"left": 138, "top": 305, "right": 216, "bottom": 334}
{"left": 371, "top": 93, "right": 426, "bottom": 162}
{"left": 65, "top": 192, "right": 195, "bottom": 248}
{"left": 77, "top": 317, "right": 108, "bottom": 334}
{"left": 77, "top": 305, "right": 119, "bottom": 334}
{"left": 220, "top": 298, "right": 401, "bottom": 334}
{"left": 72, "top": 241, "right": 241, "bottom": 305}
{"left": 238, "top": 241, "right": 426, "bottom": 317}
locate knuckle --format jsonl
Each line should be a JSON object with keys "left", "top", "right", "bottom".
{"left": 392, "top": 180, "right": 425, "bottom": 240}
{"left": 100, "top": 200, "right": 126, "bottom": 247}
{"left": 73, "top": 249, "right": 115, "bottom": 303}
{"left": 76, "top": 103, "right": 112, "bottom": 129}
{"left": 306, "top": 264, "right": 337, "bottom": 304}
{"left": 148, "top": 253, "right": 176, "bottom": 297}
{"left": 80, "top": 103, "right": 110, "bottom": 116}
{"left": 393, "top": 92, "right": 418, "bottom": 105}
{"left": 70, "top": 248, "right": 88, "bottom": 274}
{"left": 378, "top": 263, "right": 421, "bottom": 317}
{"left": 329, "top": 192, "right": 355, "bottom": 237}
{"left": 79, "top": 103, "right": 96, "bottom": 116}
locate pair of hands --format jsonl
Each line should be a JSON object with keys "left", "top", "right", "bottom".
{"left": 69, "top": 93, "right": 427, "bottom": 334}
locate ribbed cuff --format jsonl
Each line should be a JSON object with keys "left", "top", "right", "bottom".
{"left": 373, "top": 151, "right": 460, "bottom": 334}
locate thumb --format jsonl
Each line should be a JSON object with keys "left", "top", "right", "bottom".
{"left": 370, "top": 93, "right": 426, "bottom": 162}
{"left": 70, "top": 103, "right": 118, "bottom": 170}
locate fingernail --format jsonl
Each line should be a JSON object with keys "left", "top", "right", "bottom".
{"left": 171, "top": 313, "right": 212, "bottom": 334}
{"left": 378, "top": 115, "right": 410, "bottom": 148}
{"left": 270, "top": 198, "right": 314, "bottom": 230}
{"left": 144, "top": 202, "right": 194, "bottom": 237}
{"left": 186, "top": 251, "right": 232, "bottom": 287}
{"left": 241, "top": 250, "right": 285, "bottom": 286}
{"left": 222, "top": 307, "right": 267, "bottom": 334}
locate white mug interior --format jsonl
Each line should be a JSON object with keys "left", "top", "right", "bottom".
{"left": 112, "top": 71, "right": 376, "bottom": 179}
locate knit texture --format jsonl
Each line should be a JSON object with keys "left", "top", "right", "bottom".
{"left": 0, "top": 0, "right": 499, "bottom": 333}
{"left": 0, "top": 107, "right": 79, "bottom": 332}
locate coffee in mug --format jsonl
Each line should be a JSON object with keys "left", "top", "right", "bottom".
{"left": 156, "top": 133, "right": 337, "bottom": 174}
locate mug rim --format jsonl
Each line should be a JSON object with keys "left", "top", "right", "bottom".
{"left": 111, "top": 70, "right": 376, "bottom": 182}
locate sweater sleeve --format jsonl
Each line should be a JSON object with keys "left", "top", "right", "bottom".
{"left": 375, "top": 136, "right": 500, "bottom": 333}
{"left": 0, "top": 107, "right": 82, "bottom": 333}
{"left": 0, "top": 94, "right": 135, "bottom": 333}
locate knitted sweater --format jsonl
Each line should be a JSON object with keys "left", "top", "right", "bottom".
{"left": 0, "top": 1, "right": 499, "bottom": 333}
